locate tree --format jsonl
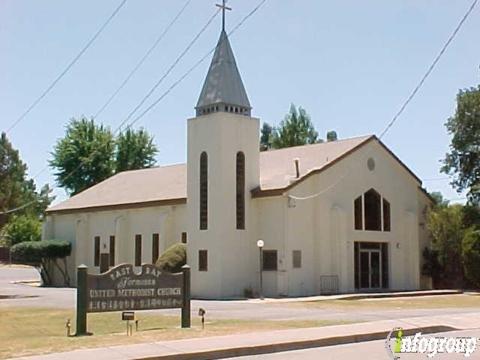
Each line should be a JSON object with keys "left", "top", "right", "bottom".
{"left": 462, "top": 229, "right": 480, "bottom": 288}
{"left": 50, "top": 117, "right": 115, "bottom": 196}
{"left": 426, "top": 204, "right": 467, "bottom": 287}
{"left": 115, "top": 128, "right": 158, "bottom": 172}
{"left": 11, "top": 239, "right": 72, "bottom": 286}
{"left": 50, "top": 118, "right": 159, "bottom": 196}
{"left": 326, "top": 130, "right": 338, "bottom": 142}
{"left": 0, "top": 132, "right": 53, "bottom": 231}
{"left": 260, "top": 122, "right": 273, "bottom": 151}
{"left": 4, "top": 215, "right": 42, "bottom": 246}
{"left": 430, "top": 191, "right": 450, "bottom": 208}
{"left": 271, "top": 104, "right": 319, "bottom": 149}
{"left": 442, "top": 85, "right": 480, "bottom": 204}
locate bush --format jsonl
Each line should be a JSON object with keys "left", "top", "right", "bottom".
{"left": 462, "top": 229, "right": 480, "bottom": 288}
{"left": 155, "top": 243, "right": 186, "bottom": 273}
{"left": 4, "top": 215, "right": 42, "bottom": 246}
{"left": 11, "top": 240, "right": 72, "bottom": 286}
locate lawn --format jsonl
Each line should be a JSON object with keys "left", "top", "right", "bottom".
{"left": 0, "top": 307, "right": 353, "bottom": 359}
{"left": 292, "top": 294, "right": 480, "bottom": 310}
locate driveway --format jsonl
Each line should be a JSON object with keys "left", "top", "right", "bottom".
{"left": 1, "top": 266, "right": 480, "bottom": 324}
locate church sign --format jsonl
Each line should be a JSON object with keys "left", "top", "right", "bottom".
{"left": 75, "top": 263, "right": 190, "bottom": 335}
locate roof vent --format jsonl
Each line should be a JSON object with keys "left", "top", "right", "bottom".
{"left": 294, "top": 158, "right": 300, "bottom": 178}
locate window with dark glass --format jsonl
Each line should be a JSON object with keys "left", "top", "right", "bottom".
{"left": 94, "top": 236, "right": 100, "bottom": 267}
{"left": 236, "top": 152, "right": 245, "bottom": 229}
{"left": 109, "top": 235, "right": 115, "bottom": 266}
{"left": 135, "top": 234, "right": 142, "bottom": 266}
{"left": 199, "top": 250, "right": 208, "bottom": 271}
{"left": 181, "top": 232, "right": 187, "bottom": 244}
{"left": 200, "top": 152, "right": 208, "bottom": 230}
{"left": 383, "top": 199, "right": 391, "bottom": 232}
{"left": 364, "top": 189, "right": 382, "bottom": 231}
{"left": 292, "top": 250, "right": 302, "bottom": 268}
{"left": 152, "top": 233, "right": 159, "bottom": 263}
{"left": 354, "top": 196, "right": 363, "bottom": 230}
{"left": 262, "top": 250, "right": 278, "bottom": 271}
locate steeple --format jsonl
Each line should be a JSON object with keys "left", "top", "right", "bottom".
{"left": 195, "top": 12, "right": 251, "bottom": 117}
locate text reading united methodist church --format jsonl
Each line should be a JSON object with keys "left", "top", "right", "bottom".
{"left": 44, "top": 4, "right": 433, "bottom": 298}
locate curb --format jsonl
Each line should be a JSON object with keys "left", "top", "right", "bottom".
{"left": 135, "top": 325, "right": 457, "bottom": 360}
{"left": 342, "top": 290, "right": 462, "bottom": 301}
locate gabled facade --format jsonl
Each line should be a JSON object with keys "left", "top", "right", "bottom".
{"left": 44, "top": 26, "right": 432, "bottom": 297}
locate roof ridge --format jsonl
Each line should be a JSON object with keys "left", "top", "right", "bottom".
{"left": 261, "top": 134, "right": 374, "bottom": 154}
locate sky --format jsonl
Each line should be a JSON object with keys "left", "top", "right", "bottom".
{"left": 1, "top": 0, "right": 479, "bottom": 206}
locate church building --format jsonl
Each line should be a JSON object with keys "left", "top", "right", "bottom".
{"left": 44, "top": 18, "right": 433, "bottom": 298}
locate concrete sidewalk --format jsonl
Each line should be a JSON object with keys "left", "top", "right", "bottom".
{"left": 14, "top": 312, "right": 480, "bottom": 360}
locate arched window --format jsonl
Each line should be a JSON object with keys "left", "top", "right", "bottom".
{"left": 354, "top": 189, "right": 391, "bottom": 232}
{"left": 236, "top": 152, "right": 245, "bottom": 229}
{"left": 200, "top": 152, "right": 208, "bottom": 230}
{"left": 364, "top": 189, "right": 381, "bottom": 231}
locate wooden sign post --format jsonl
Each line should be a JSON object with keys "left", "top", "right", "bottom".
{"left": 75, "top": 263, "right": 191, "bottom": 336}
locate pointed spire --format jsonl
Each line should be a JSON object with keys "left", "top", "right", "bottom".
{"left": 195, "top": 30, "right": 251, "bottom": 117}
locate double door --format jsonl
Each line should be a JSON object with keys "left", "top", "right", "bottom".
{"left": 359, "top": 248, "right": 382, "bottom": 289}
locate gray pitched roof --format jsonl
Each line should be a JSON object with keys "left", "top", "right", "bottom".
{"left": 196, "top": 30, "right": 251, "bottom": 111}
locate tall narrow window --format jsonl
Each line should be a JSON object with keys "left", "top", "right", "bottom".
{"left": 109, "top": 236, "right": 115, "bottom": 267}
{"left": 354, "top": 196, "right": 363, "bottom": 230}
{"left": 181, "top": 232, "right": 187, "bottom": 244}
{"left": 383, "top": 199, "right": 391, "bottom": 232}
{"left": 135, "top": 234, "right": 142, "bottom": 266}
{"left": 200, "top": 152, "right": 208, "bottom": 230}
{"left": 364, "top": 189, "right": 382, "bottom": 231}
{"left": 94, "top": 236, "right": 100, "bottom": 267}
{"left": 152, "top": 233, "right": 159, "bottom": 264}
{"left": 199, "top": 250, "right": 208, "bottom": 271}
{"left": 236, "top": 152, "right": 245, "bottom": 229}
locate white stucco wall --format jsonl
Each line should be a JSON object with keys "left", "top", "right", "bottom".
{"left": 253, "top": 139, "right": 431, "bottom": 296}
{"left": 186, "top": 112, "right": 260, "bottom": 298}
{"left": 44, "top": 204, "right": 186, "bottom": 286}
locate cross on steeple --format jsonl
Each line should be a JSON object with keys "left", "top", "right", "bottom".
{"left": 216, "top": 0, "right": 232, "bottom": 31}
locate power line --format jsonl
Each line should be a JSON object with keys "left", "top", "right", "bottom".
{"left": 290, "top": 0, "right": 478, "bottom": 201}
{"left": 20, "top": 0, "right": 192, "bottom": 186}
{"left": 1, "top": 0, "right": 269, "bottom": 216}
{"left": 422, "top": 177, "right": 451, "bottom": 182}
{"left": 115, "top": 7, "right": 221, "bottom": 132}
{"left": 93, "top": 0, "right": 192, "bottom": 119}
{"left": 5, "top": 0, "right": 128, "bottom": 135}
{"left": 378, "top": 0, "right": 478, "bottom": 139}
{"left": 126, "top": 0, "right": 268, "bottom": 129}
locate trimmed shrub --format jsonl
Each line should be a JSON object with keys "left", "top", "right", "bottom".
{"left": 155, "top": 243, "right": 186, "bottom": 273}
{"left": 462, "top": 229, "right": 480, "bottom": 288}
{"left": 11, "top": 240, "right": 72, "bottom": 286}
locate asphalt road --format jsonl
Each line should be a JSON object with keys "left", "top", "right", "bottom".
{"left": 2, "top": 266, "right": 480, "bottom": 324}
{"left": 224, "top": 330, "right": 480, "bottom": 359}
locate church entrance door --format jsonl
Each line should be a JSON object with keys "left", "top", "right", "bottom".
{"left": 355, "top": 242, "right": 388, "bottom": 291}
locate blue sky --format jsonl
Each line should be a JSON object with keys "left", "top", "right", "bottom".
{"left": 1, "top": 0, "right": 479, "bottom": 205}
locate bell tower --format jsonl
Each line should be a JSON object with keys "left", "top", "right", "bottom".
{"left": 187, "top": 2, "right": 260, "bottom": 298}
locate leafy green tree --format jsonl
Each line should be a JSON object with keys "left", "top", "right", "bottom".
{"left": 430, "top": 191, "right": 450, "bottom": 208}
{"left": 4, "top": 215, "right": 42, "bottom": 246}
{"left": 427, "top": 204, "right": 469, "bottom": 287}
{"left": 115, "top": 128, "right": 158, "bottom": 172}
{"left": 0, "top": 132, "right": 53, "bottom": 231}
{"left": 462, "top": 229, "right": 480, "bottom": 288}
{"left": 50, "top": 117, "right": 115, "bottom": 195}
{"left": 271, "top": 104, "right": 319, "bottom": 149}
{"left": 442, "top": 85, "right": 480, "bottom": 204}
{"left": 326, "top": 130, "right": 338, "bottom": 142}
{"left": 260, "top": 122, "right": 273, "bottom": 151}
